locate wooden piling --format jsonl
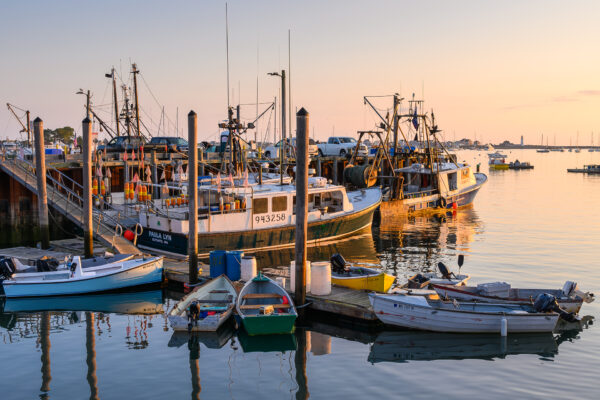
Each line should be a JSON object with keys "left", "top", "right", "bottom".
{"left": 294, "top": 108, "right": 309, "bottom": 306}
{"left": 82, "top": 117, "right": 93, "bottom": 258}
{"left": 33, "top": 117, "right": 50, "bottom": 249}
{"left": 332, "top": 158, "right": 338, "bottom": 185}
{"left": 316, "top": 158, "right": 322, "bottom": 177}
{"left": 188, "top": 111, "right": 199, "bottom": 284}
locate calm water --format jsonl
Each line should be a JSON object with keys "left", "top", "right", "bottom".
{"left": 1, "top": 150, "right": 599, "bottom": 399}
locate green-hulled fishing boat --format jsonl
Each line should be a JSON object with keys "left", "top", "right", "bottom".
{"left": 236, "top": 273, "right": 297, "bottom": 335}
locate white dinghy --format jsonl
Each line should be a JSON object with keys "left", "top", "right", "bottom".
{"left": 168, "top": 275, "right": 237, "bottom": 332}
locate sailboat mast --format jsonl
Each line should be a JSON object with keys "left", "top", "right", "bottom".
{"left": 132, "top": 63, "right": 141, "bottom": 136}
{"left": 111, "top": 68, "right": 120, "bottom": 136}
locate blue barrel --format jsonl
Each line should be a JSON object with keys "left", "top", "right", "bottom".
{"left": 226, "top": 250, "right": 244, "bottom": 281}
{"left": 209, "top": 250, "right": 227, "bottom": 278}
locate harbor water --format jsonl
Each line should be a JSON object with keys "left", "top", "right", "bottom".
{"left": 1, "top": 150, "right": 599, "bottom": 399}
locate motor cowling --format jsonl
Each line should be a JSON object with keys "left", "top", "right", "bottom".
{"left": 533, "top": 293, "right": 579, "bottom": 323}
{"left": 330, "top": 253, "right": 348, "bottom": 274}
{"left": 0, "top": 257, "right": 16, "bottom": 280}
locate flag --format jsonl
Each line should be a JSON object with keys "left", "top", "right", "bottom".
{"left": 411, "top": 108, "right": 419, "bottom": 130}
{"left": 161, "top": 182, "right": 169, "bottom": 195}
{"left": 145, "top": 166, "right": 151, "bottom": 179}
{"left": 228, "top": 173, "right": 234, "bottom": 187}
{"left": 130, "top": 149, "right": 135, "bottom": 161}
{"left": 96, "top": 167, "right": 102, "bottom": 178}
{"left": 133, "top": 173, "right": 139, "bottom": 183}
{"left": 216, "top": 172, "right": 221, "bottom": 190}
{"left": 243, "top": 169, "right": 249, "bottom": 187}
{"left": 123, "top": 151, "right": 128, "bottom": 161}
{"left": 106, "top": 168, "right": 112, "bottom": 178}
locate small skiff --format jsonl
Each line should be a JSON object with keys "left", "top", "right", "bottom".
{"left": 432, "top": 281, "right": 594, "bottom": 314}
{"left": 369, "top": 292, "right": 560, "bottom": 333}
{"left": 236, "top": 273, "right": 297, "bottom": 336}
{"left": 332, "top": 266, "right": 396, "bottom": 293}
{"left": 168, "top": 275, "right": 237, "bottom": 332}
{"left": 0, "top": 255, "right": 163, "bottom": 298}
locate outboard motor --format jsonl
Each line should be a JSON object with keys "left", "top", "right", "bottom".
{"left": 0, "top": 257, "right": 16, "bottom": 280}
{"left": 36, "top": 256, "right": 59, "bottom": 272}
{"left": 533, "top": 293, "right": 579, "bottom": 323}
{"left": 187, "top": 301, "right": 201, "bottom": 333}
{"left": 437, "top": 262, "right": 452, "bottom": 280}
{"left": 330, "top": 253, "right": 348, "bottom": 274}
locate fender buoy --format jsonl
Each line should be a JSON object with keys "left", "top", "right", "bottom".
{"left": 439, "top": 197, "right": 447, "bottom": 208}
{"left": 124, "top": 230, "right": 135, "bottom": 241}
{"left": 452, "top": 201, "right": 458, "bottom": 210}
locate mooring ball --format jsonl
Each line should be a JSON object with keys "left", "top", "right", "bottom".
{"left": 124, "top": 230, "right": 135, "bottom": 241}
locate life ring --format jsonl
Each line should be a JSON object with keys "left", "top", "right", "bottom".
{"left": 439, "top": 197, "right": 447, "bottom": 208}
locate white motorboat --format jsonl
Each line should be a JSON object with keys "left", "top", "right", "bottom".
{"left": 0, "top": 255, "right": 163, "bottom": 298}
{"left": 369, "top": 292, "right": 560, "bottom": 333}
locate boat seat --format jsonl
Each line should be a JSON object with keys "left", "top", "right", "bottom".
{"left": 193, "top": 298, "right": 232, "bottom": 304}
{"left": 209, "top": 290, "right": 230, "bottom": 293}
{"left": 240, "top": 303, "right": 291, "bottom": 310}
{"left": 242, "top": 293, "right": 282, "bottom": 300}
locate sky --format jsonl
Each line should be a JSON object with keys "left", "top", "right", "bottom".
{"left": 1, "top": 0, "right": 600, "bottom": 146}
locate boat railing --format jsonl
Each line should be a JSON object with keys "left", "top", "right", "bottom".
{"left": 402, "top": 189, "right": 437, "bottom": 200}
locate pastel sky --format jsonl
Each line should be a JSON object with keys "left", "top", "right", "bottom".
{"left": 2, "top": 0, "right": 600, "bottom": 146}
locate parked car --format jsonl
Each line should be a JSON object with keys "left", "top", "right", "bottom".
{"left": 263, "top": 138, "right": 318, "bottom": 159}
{"left": 317, "top": 137, "right": 368, "bottom": 157}
{"left": 97, "top": 135, "right": 147, "bottom": 154}
{"left": 146, "top": 136, "right": 189, "bottom": 152}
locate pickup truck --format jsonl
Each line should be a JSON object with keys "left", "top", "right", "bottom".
{"left": 317, "top": 137, "right": 368, "bottom": 157}
{"left": 145, "top": 136, "right": 189, "bottom": 152}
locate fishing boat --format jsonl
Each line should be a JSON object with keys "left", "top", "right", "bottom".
{"left": 368, "top": 292, "right": 561, "bottom": 333}
{"left": 136, "top": 178, "right": 381, "bottom": 256}
{"left": 0, "top": 255, "right": 163, "bottom": 298}
{"left": 509, "top": 160, "right": 534, "bottom": 170}
{"left": 168, "top": 275, "right": 237, "bottom": 332}
{"left": 236, "top": 273, "right": 297, "bottom": 335}
{"left": 330, "top": 253, "right": 395, "bottom": 293}
{"left": 567, "top": 164, "right": 600, "bottom": 174}
{"left": 432, "top": 281, "right": 594, "bottom": 313}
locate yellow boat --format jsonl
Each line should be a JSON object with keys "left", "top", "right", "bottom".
{"left": 491, "top": 163, "right": 509, "bottom": 170}
{"left": 331, "top": 266, "right": 396, "bottom": 293}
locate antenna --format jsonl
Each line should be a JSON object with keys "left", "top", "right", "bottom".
{"left": 288, "top": 29, "right": 292, "bottom": 138}
{"left": 225, "top": 3, "right": 231, "bottom": 109}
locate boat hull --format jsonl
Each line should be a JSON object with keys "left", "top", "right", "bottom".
{"left": 332, "top": 271, "right": 395, "bottom": 293}
{"left": 369, "top": 294, "right": 559, "bottom": 333}
{"left": 138, "top": 200, "right": 379, "bottom": 255}
{"left": 241, "top": 314, "right": 297, "bottom": 336}
{"left": 2, "top": 259, "right": 163, "bottom": 298}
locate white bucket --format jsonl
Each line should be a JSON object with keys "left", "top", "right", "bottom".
{"left": 276, "top": 277, "right": 286, "bottom": 288}
{"left": 241, "top": 256, "right": 257, "bottom": 282}
{"left": 289, "top": 260, "right": 311, "bottom": 292}
{"left": 310, "top": 261, "right": 331, "bottom": 296}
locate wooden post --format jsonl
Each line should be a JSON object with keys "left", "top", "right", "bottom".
{"left": 332, "top": 158, "right": 338, "bottom": 185}
{"left": 188, "top": 111, "right": 199, "bottom": 284}
{"left": 316, "top": 158, "right": 322, "bottom": 177}
{"left": 82, "top": 117, "right": 93, "bottom": 258}
{"left": 33, "top": 118, "right": 50, "bottom": 249}
{"left": 294, "top": 108, "right": 309, "bottom": 306}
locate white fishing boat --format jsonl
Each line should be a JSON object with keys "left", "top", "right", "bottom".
{"left": 168, "top": 275, "right": 237, "bottom": 332}
{"left": 136, "top": 178, "right": 381, "bottom": 256}
{"left": 0, "top": 255, "right": 163, "bottom": 298}
{"left": 369, "top": 292, "right": 560, "bottom": 333}
{"left": 432, "top": 281, "right": 594, "bottom": 314}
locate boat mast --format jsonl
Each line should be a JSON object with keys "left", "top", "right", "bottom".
{"left": 107, "top": 68, "right": 120, "bottom": 136}
{"left": 123, "top": 85, "right": 132, "bottom": 137}
{"left": 132, "top": 63, "right": 141, "bottom": 137}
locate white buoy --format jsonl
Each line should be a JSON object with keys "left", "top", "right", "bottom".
{"left": 500, "top": 317, "right": 508, "bottom": 337}
{"left": 310, "top": 261, "right": 331, "bottom": 296}
{"left": 241, "top": 256, "right": 257, "bottom": 282}
{"left": 290, "top": 261, "right": 311, "bottom": 292}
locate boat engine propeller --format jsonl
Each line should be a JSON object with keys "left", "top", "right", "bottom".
{"left": 533, "top": 293, "right": 579, "bottom": 322}
{"left": 330, "top": 253, "right": 349, "bottom": 274}
{"left": 0, "top": 257, "right": 16, "bottom": 280}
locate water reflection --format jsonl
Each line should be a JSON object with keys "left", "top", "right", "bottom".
{"left": 237, "top": 330, "right": 297, "bottom": 353}
{"left": 85, "top": 312, "right": 99, "bottom": 400}
{"left": 168, "top": 320, "right": 235, "bottom": 350}
{"left": 374, "top": 207, "right": 483, "bottom": 280}
{"left": 39, "top": 312, "right": 51, "bottom": 398}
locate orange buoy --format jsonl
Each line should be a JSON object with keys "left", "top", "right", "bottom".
{"left": 100, "top": 180, "right": 106, "bottom": 195}
{"left": 124, "top": 230, "right": 135, "bottom": 241}
{"left": 92, "top": 178, "right": 98, "bottom": 195}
